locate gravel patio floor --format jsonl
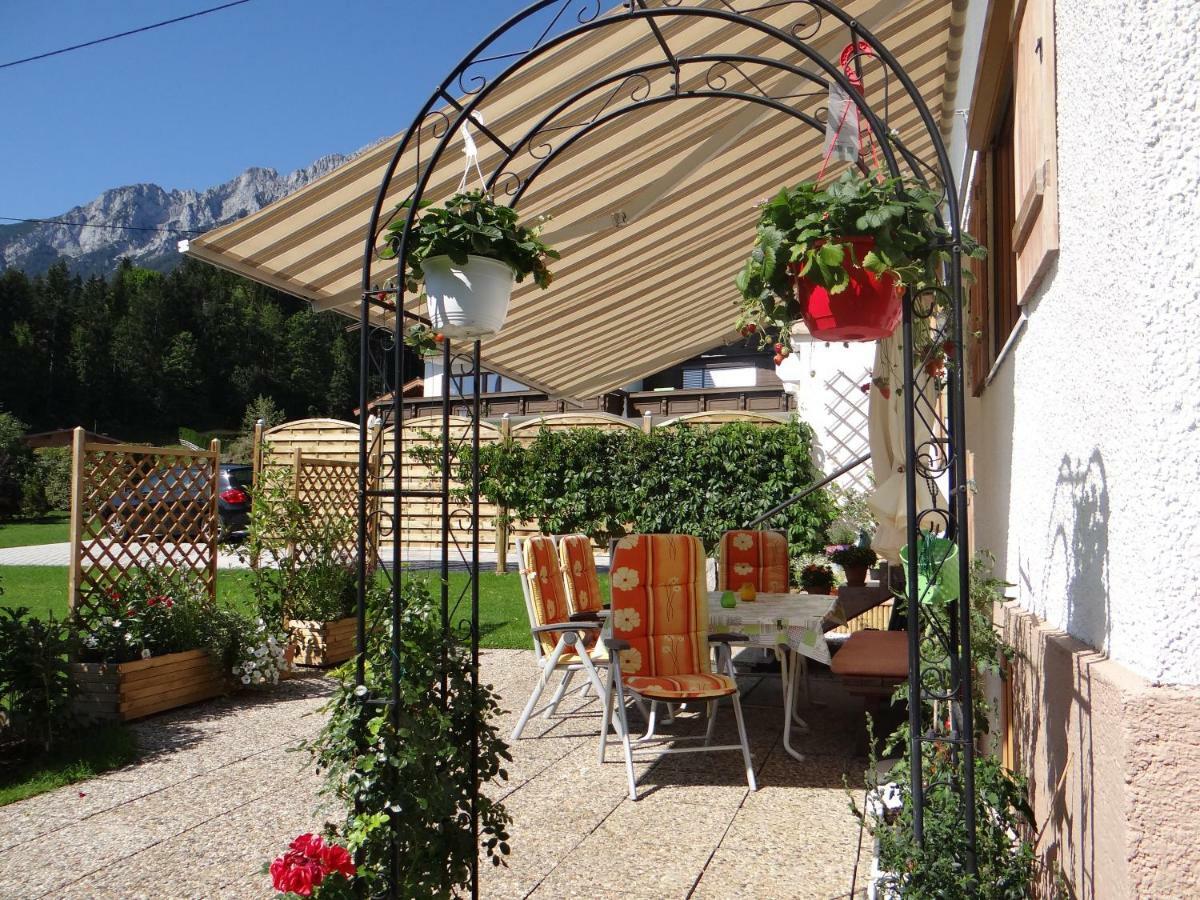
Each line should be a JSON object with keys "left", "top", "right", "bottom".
{"left": 0, "top": 649, "right": 875, "bottom": 899}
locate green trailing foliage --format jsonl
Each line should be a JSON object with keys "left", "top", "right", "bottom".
{"left": 242, "top": 464, "right": 357, "bottom": 624}
{"left": 301, "top": 578, "right": 512, "bottom": 898}
{"left": 445, "top": 419, "right": 837, "bottom": 555}
{"left": 853, "top": 553, "right": 1038, "bottom": 897}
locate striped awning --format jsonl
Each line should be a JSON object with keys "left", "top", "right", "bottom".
{"left": 186, "top": 0, "right": 965, "bottom": 401}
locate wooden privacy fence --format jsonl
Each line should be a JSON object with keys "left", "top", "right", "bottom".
{"left": 252, "top": 420, "right": 384, "bottom": 570}
{"left": 67, "top": 427, "right": 219, "bottom": 621}
{"left": 256, "top": 411, "right": 793, "bottom": 565}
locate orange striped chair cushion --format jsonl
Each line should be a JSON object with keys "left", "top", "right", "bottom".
{"left": 718, "top": 530, "right": 790, "bottom": 593}
{"left": 557, "top": 534, "right": 603, "bottom": 615}
{"left": 609, "top": 534, "right": 711, "bottom": 680}
{"left": 522, "top": 536, "right": 574, "bottom": 656}
{"left": 624, "top": 672, "right": 737, "bottom": 700}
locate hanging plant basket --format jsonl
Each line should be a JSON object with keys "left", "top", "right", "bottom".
{"left": 423, "top": 254, "right": 515, "bottom": 340}
{"left": 790, "top": 237, "right": 902, "bottom": 342}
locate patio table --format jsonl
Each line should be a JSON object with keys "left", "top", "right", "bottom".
{"left": 707, "top": 591, "right": 845, "bottom": 761}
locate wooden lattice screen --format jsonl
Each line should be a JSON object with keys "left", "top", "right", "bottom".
{"left": 823, "top": 368, "right": 873, "bottom": 492}
{"left": 67, "top": 427, "right": 219, "bottom": 620}
{"left": 290, "top": 445, "right": 382, "bottom": 572}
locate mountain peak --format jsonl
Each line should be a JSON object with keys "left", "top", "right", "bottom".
{"left": 0, "top": 150, "right": 364, "bottom": 278}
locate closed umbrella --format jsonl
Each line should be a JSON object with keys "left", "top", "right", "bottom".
{"left": 866, "top": 330, "right": 943, "bottom": 563}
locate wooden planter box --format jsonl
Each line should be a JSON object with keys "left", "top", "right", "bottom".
{"left": 287, "top": 616, "right": 357, "bottom": 667}
{"left": 71, "top": 649, "right": 228, "bottom": 722}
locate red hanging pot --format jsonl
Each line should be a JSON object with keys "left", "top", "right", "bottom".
{"left": 789, "top": 236, "right": 903, "bottom": 342}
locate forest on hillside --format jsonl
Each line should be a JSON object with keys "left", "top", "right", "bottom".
{"left": 0, "top": 258, "right": 363, "bottom": 442}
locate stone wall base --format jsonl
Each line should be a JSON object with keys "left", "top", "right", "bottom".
{"left": 999, "top": 603, "right": 1200, "bottom": 898}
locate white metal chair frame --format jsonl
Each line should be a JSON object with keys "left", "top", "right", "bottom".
{"left": 599, "top": 632, "right": 758, "bottom": 801}
{"left": 511, "top": 537, "right": 613, "bottom": 741}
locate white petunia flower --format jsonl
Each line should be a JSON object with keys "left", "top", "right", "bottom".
{"left": 124, "top": 633, "right": 133, "bottom": 642}
{"left": 141, "top": 649, "right": 151, "bottom": 659}
{"left": 241, "top": 674, "right": 251, "bottom": 685}
{"left": 611, "top": 566, "right": 640, "bottom": 592}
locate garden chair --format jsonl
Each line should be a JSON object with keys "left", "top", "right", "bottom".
{"left": 716, "top": 528, "right": 792, "bottom": 678}
{"left": 512, "top": 535, "right": 610, "bottom": 740}
{"left": 717, "top": 529, "right": 790, "bottom": 593}
{"left": 600, "top": 533, "right": 757, "bottom": 800}
{"left": 556, "top": 533, "right": 610, "bottom": 700}
{"left": 556, "top": 533, "right": 608, "bottom": 619}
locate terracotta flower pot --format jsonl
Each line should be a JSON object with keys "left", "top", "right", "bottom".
{"left": 843, "top": 565, "right": 868, "bottom": 587}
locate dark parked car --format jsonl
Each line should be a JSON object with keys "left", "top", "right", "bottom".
{"left": 218, "top": 464, "right": 253, "bottom": 541}
{"left": 102, "top": 463, "right": 252, "bottom": 543}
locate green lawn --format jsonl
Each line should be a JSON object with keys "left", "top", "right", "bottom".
{"left": 0, "top": 512, "right": 70, "bottom": 549}
{"left": 0, "top": 724, "right": 138, "bottom": 807}
{"left": 0, "top": 564, "right": 567, "bottom": 651}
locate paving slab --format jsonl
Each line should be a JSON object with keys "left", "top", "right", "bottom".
{"left": 3, "top": 650, "right": 876, "bottom": 899}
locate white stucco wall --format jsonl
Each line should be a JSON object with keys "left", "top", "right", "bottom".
{"left": 962, "top": 0, "right": 1200, "bottom": 685}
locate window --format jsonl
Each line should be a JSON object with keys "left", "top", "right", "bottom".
{"left": 966, "top": 0, "right": 1059, "bottom": 393}
{"left": 968, "top": 102, "right": 1019, "bottom": 394}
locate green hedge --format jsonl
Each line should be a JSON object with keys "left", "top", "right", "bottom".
{"left": 472, "top": 419, "right": 836, "bottom": 554}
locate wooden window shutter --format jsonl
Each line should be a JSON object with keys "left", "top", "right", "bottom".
{"left": 1010, "top": 0, "right": 1059, "bottom": 303}
{"left": 967, "top": 154, "right": 991, "bottom": 396}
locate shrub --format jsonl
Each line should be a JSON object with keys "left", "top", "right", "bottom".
{"left": 300, "top": 579, "right": 511, "bottom": 898}
{"left": 0, "top": 412, "right": 36, "bottom": 518}
{"left": 0, "top": 601, "right": 74, "bottom": 752}
{"left": 466, "top": 419, "right": 836, "bottom": 554}
{"left": 242, "top": 465, "right": 357, "bottom": 623}
{"left": 34, "top": 448, "right": 71, "bottom": 510}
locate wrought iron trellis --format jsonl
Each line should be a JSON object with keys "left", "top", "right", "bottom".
{"left": 356, "top": 1, "right": 976, "bottom": 895}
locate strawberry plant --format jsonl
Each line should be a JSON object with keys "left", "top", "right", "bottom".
{"left": 734, "top": 169, "right": 985, "bottom": 351}
{"left": 378, "top": 190, "right": 558, "bottom": 294}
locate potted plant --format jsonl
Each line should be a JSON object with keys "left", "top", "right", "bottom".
{"left": 830, "top": 543, "right": 879, "bottom": 587}
{"left": 799, "top": 563, "right": 836, "bottom": 594}
{"left": 244, "top": 467, "right": 360, "bottom": 668}
{"left": 70, "top": 567, "right": 276, "bottom": 721}
{"left": 379, "top": 190, "right": 558, "bottom": 340}
{"left": 735, "top": 169, "right": 985, "bottom": 349}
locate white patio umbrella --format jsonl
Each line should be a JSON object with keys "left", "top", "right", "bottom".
{"left": 866, "top": 330, "right": 942, "bottom": 563}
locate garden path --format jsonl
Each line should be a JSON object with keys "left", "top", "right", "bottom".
{"left": 0, "top": 651, "right": 872, "bottom": 899}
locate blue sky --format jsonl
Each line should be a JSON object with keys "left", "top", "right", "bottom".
{"left": 0, "top": 0, "right": 530, "bottom": 217}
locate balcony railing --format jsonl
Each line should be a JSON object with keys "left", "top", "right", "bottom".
{"left": 391, "top": 385, "right": 794, "bottom": 421}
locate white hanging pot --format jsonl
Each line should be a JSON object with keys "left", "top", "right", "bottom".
{"left": 422, "top": 254, "right": 515, "bottom": 340}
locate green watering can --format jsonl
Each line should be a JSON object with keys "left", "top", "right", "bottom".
{"left": 898, "top": 533, "right": 960, "bottom": 606}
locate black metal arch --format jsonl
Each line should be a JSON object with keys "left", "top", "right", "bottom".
{"left": 356, "top": 3, "right": 976, "bottom": 895}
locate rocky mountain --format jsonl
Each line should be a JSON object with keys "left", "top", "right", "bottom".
{"left": 0, "top": 152, "right": 354, "bottom": 277}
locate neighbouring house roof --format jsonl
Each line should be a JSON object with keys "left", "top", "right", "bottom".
{"left": 23, "top": 429, "right": 122, "bottom": 449}
{"left": 186, "top": 0, "right": 965, "bottom": 401}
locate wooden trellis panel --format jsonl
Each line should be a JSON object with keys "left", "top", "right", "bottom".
{"left": 67, "top": 427, "right": 219, "bottom": 620}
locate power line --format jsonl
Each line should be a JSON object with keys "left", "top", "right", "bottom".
{"left": 0, "top": 0, "right": 254, "bottom": 71}
{"left": 0, "top": 216, "right": 202, "bottom": 235}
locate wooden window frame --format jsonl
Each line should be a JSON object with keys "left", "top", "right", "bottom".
{"left": 965, "top": 0, "right": 1059, "bottom": 394}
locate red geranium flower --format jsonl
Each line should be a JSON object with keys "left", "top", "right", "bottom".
{"left": 270, "top": 833, "right": 355, "bottom": 897}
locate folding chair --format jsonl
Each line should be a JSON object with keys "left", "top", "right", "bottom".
{"left": 717, "top": 529, "right": 790, "bottom": 593}
{"left": 512, "top": 535, "right": 610, "bottom": 740}
{"left": 599, "top": 533, "right": 757, "bottom": 800}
